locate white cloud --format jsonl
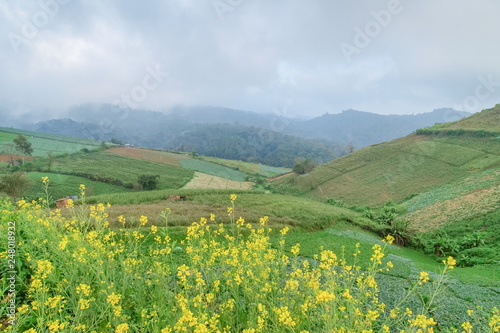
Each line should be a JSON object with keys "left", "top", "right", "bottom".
{"left": 0, "top": 0, "right": 499, "bottom": 118}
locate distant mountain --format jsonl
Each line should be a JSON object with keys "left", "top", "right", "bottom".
{"left": 23, "top": 103, "right": 471, "bottom": 166}
{"left": 288, "top": 108, "right": 471, "bottom": 148}
{"left": 166, "top": 123, "right": 345, "bottom": 167}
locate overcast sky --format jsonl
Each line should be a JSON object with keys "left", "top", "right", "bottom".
{"left": 1, "top": 0, "right": 500, "bottom": 120}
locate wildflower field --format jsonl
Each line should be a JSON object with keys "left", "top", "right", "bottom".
{"left": 1, "top": 184, "right": 499, "bottom": 332}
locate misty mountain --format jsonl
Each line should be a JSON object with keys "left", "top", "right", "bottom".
{"left": 22, "top": 103, "right": 471, "bottom": 166}
{"left": 289, "top": 108, "right": 471, "bottom": 148}
{"left": 166, "top": 123, "right": 345, "bottom": 167}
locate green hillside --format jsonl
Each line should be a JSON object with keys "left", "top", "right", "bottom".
{"left": 0, "top": 126, "right": 101, "bottom": 145}
{"left": 0, "top": 127, "right": 101, "bottom": 156}
{"left": 37, "top": 150, "right": 194, "bottom": 190}
{"left": 443, "top": 104, "right": 500, "bottom": 131}
{"left": 416, "top": 104, "right": 500, "bottom": 136}
{"left": 273, "top": 106, "right": 500, "bottom": 206}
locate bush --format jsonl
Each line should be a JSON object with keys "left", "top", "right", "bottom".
{"left": 0, "top": 171, "right": 32, "bottom": 200}
{"left": 137, "top": 174, "right": 160, "bottom": 191}
{"left": 292, "top": 158, "right": 315, "bottom": 175}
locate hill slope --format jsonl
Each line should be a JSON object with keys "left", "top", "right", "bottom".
{"left": 273, "top": 105, "right": 500, "bottom": 206}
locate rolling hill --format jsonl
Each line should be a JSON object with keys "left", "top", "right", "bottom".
{"left": 1, "top": 116, "right": 499, "bottom": 328}
{"left": 0, "top": 127, "right": 293, "bottom": 199}
{"left": 272, "top": 105, "right": 500, "bottom": 207}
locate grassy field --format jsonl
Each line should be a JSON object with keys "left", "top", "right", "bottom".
{"left": 84, "top": 189, "right": 376, "bottom": 230}
{"left": 199, "top": 155, "right": 291, "bottom": 177}
{"left": 179, "top": 159, "right": 249, "bottom": 181}
{"left": 39, "top": 151, "right": 194, "bottom": 189}
{"left": 24, "top": 172, "right": 130, "bottom": 200}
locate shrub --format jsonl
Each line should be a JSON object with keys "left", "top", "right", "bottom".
{"left": 137, "top": 174, "right": 160, "bottom": 191}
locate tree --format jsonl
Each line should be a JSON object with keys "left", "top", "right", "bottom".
{"left": 47, "top": 151, "right": 55, "bottom": 172}
{"left": 292, "top": 158, "right": 316, "bottom": 175}
{"left": 137, "top": 174, "right": 160, "bottom": 191}
{"left": 13, "top": 135, "right": 33, "bottom": 156}
{"left": 347, "top": 142, "right": 355, "bottom": 154}
{"left": 0, "top": 172, "right": 32, "bottom": 200}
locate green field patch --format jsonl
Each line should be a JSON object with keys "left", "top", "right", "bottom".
{"left": 24, "top": 137, "right": 99, "bottom": 156}
{"left": 40, "top": 151, "right": 194, "bottom": 189}
{"left": 106, "top": 147, "right": 190, "bottom": 167}
{"left": 25, "top": 172, "right": 129, "bottom": 200}
{"left": 0, "top": 127, "right": 102, "bottom": 156}
{"left": 405, "top": 168, "right": 500, "bottom": 212}
{"left": 199, "top": 155, "right": 290, "bottom": 177}
{"left": 179, "top": 159, "right": 248, "bottom": 181}
{"left": 0, "top": 127, "right": 101, "bottom": 145}
{"left": 258, "top": 164, "right": 291, "bottom": 177}
{"left": 0, "top": 131, "right": 19, "bottom": 143}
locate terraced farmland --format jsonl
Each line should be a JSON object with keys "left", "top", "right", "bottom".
{"left": 182, "top": 172, "right": 253, "bottom": 190}
{"left": 46, "top": 151, "right": 194, "bottom": 189}
{"left": 179, "top": 159, "right": 248, "bottom": 181}
{"left": 0, "top": 128, "right": 101, "bottom": 156}
{"left": 106, "top": 147, "right": 190, "bottom": 167}
{"left": 274, "top": 134, "right": 500, "bottom": 206}
{"left": 25, "top": 172, "right": 130, "bottom": 199}
{"left": 200, "top": 155, "right": 291, "bottom": 177}
{"left": 0, "top": 127, "right": 101, "bottom": 145}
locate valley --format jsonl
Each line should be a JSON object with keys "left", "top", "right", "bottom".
{"left": 1, "top": 105, "right": 499, "bottom": 331}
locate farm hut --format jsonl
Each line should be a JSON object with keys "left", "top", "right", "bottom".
{"left": 55, "top": 198, "right": 70, "bottom": 209}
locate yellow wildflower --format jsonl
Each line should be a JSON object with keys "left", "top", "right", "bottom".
{"left": 116, "top": 323, "right": 129, "bottom": 333}
{"left": 107, "top": 292, "right": 122, "bottom": 306}
{"left": 461, "top": 322, "right": 473, "bottom": 332}
{"left": 383, "top": 234, "right": 395, "bottom": 244}
{"left": 47, "top": 319, "right": 65, "bottom": 333}
{"left": 76, "top": 284, "right": 92, "bottom": 296}
{"left": 419, "top": 271, "right": 430, "bottom": 284}
{"left": 443, "top": 256, "right": 456, "bottom": 268}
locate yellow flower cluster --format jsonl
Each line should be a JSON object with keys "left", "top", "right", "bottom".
{"left": 1, "top": 194, "right": 497, "bottom": 332}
